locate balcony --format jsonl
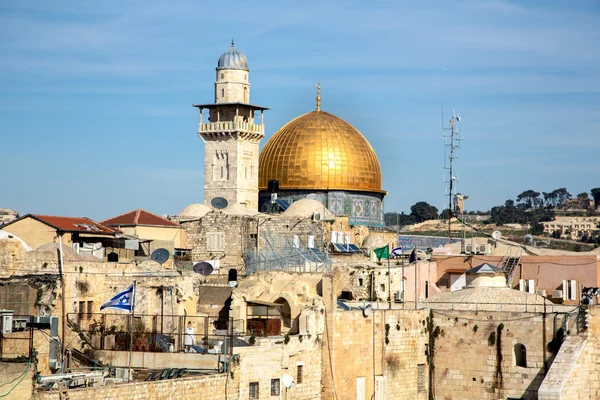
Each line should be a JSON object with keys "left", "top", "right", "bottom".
{"left": 198, "top": 121, "right": 264, "bottom": 135}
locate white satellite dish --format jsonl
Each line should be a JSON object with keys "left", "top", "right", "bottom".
{"left": 360, "top": 303, "right": 372, "bottom": 318}
{"left": 492, "top": 231, "right": 502, "bottom": 240}
{"left": 282, "top": 374, "right": 294, "bottom": 388}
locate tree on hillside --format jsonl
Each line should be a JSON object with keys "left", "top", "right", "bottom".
{"left": 384, "top": 212, "right": 416, "bottom": 227}
{"left": 410, "top": 202, "right": 439, "bottom": 223}
{"left": 591, "top": 188, "right": 600, "bottom": 209}
{"left": 516, "top": 190, "right": 541, "bottom": 209}
{"left": 440, "top": 208, "right": 452, "bottom": 220}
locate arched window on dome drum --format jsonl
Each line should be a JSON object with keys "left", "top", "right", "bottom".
{"left": 514, "top": 343, "right": 527, "bottom": 367}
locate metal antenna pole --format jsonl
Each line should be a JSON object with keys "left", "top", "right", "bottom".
{"left": 443, "top": 111, "right": 461, "bottom": 244}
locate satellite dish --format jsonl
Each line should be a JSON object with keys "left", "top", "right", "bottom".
{"left": 492, "top": 231, "right": 502, "bottom": 240}
{"left": 360, "top": 303, "right": 372, "bottom": 318}
{"left": 282, "top": 374, "right": 294, "bottom": 389}
{"left": 151, "top": 248, "right": 170, "bottom": 264}
{"left": 193, "top": 262, "right": 214, "bottom": 276}
{"left": 211, "top": 197, "right": 229, "bottom": 209}
{"left": 523, "top": 234, "right": 533, "bottom": 244}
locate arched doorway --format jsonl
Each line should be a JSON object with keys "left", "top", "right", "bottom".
{"left": 274, "top": 297, "right": 292, "bottom": 330}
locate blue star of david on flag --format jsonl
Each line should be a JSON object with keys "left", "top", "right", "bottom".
{"left": 100, "top": 284, "right": 134, "bottom": 312}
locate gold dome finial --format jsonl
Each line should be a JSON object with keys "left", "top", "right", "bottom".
{"left": 316, "top": 83, "right": 321, "bottom": 111}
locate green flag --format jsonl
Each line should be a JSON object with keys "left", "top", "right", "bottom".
{"left": 373, "top": 245, "right": 389, "bottom": 261}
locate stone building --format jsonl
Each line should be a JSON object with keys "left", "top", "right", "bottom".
{"left": 101, "top": 208, "right": 186, "bottom": 267}
{"left": 0, "top": 208, "right": 18, "bottom": 225}
{"left": 542, "top": 216, "right": 600, "bottom": 239}
{"left": 193, "top": 41, "right": 268, "bottom": 212}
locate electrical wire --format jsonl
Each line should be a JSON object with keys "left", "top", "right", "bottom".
{"left": 0, "top": 360, "right": 31, "bottom": 398}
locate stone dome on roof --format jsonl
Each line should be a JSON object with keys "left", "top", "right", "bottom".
{"left": 259, "top": 110, "right": 384, "bottom": 194}
{"left": 223, "top": 203, "right": 261, "bottom": 216}
{"left": 282, "top": 199, "right": 335, "bottom": 219}
{"left": 426, "top": 286, "right": 554, "bottom": 312}
{"left": 217, "top": 40, "right": 248, "bottom": 71}
{"left": 180, "top": 203, "right": 212, "bottom": 218}
{"left": 361, "top": 234, "right": 387, "bottom": 249}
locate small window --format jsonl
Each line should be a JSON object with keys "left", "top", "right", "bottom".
{"left": 87, "top": 301, "right": 93, "bottom": 319}
{"left": 244, "top": 74, "right": 247, "bottom": 80}
{"left": 220, "top": 166, "right": 224, "bottom": 179}
{"left": 221, "top": 88, "right": 224, "bottom": 97}
{"left": 380, "top": 284, "right": 385, "bottom": 292}
{"left": 515, "top": 343, "right": 527, "bottom": 367}
{"left": 358, "top": 277, "right": 364, "bottom": 287}
{"left": 270, "top": 378, "right": 280, "bottom": 395}
{"left": 249, "top": 382, "right": 259, "bottom": 399}
{"left": 207, "top": 232, "right": 224, "bottom": 251}
{"left": 417, "top": 364, "right": 425, "bottom": 392}
{"left": 221, "top": 73, "right": 224, "bottom": 79}
{"left": 297, "top": 365, "right": 303, "bottom": 384}
{"left": 78, "top": 301, "right": 85, "bottom": 321}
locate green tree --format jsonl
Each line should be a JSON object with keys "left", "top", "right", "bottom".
{"left": 577, "top": 192, "right": 589, "bottom": 200}
{"left": 516, "top": 190, "right": 541, "bottom": 209}
{"left": 591, "top": 188, "right": 600, "bottom": 209}
{"left": 410, "top": 202, "right": 439, "bottom": 223}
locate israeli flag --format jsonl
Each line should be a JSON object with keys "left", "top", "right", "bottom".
{"left": 391, "top": 246, "right": 403, "bottom": 257}
{"left": 100, "top": 284, "right": 134, "bottom": 312}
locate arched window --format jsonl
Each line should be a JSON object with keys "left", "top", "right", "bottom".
{"left": 221, "top": 88, "right": 225, "bottom": 97}
{"left": 221, "top": 73, "right": 224, "bottom": 79}
{"left": 514, "top": 343, "right": 527, "bottom": 367}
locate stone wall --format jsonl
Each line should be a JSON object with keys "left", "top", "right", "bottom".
{"left": 538, "top": 306, "right": 600, "bottom": 399}
{"left": 321, "top": 308, "right": 429, "bottom": 400}
{"left": 34, "top": 371, "right": 239, "bottom": 400}
{"left": 238, "top": 335, "right": 322, "bottom": 399}
{"left": 431, "top": 309, "right": 572, "bottom": 400}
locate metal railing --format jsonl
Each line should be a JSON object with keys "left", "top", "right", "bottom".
{"left": 68, "top": 313, "right": 244, "bottom": 354}
{"left": 198, "top": 121, "right": 264, "bottom": 134}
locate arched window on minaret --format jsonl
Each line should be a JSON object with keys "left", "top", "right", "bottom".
{"left": 222, "top": 88, "right": 225, "bottom": 98}
{"left": 244, "top": 87, "right": 248, "bottom": 102}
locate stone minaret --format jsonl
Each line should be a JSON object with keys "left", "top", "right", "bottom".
{"left": 194, "top": 41, "right": 268, "bottom": 211}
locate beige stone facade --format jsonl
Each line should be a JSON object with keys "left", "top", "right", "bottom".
{"left": 542, "top": 216, "right": 600, "bottom": 239}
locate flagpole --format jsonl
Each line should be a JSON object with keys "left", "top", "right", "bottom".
{"left": 414, "top": 248, "right": 417, "bottom": 310}
{"left": 387, "top": 244, "right": 391, "bottom": 310}
{"left": 401, "top": 247, "right": 405, "bottom": 310}
{"left": 128, "top": 281, "right": 136, "bottom": 382}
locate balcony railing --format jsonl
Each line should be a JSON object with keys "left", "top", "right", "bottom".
{"left": 198, "top": 121, "right": 264, "bottom": 134}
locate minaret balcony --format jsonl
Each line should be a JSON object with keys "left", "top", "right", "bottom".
{"left": 198, "top": 121, "right": 264, "bottom": 134}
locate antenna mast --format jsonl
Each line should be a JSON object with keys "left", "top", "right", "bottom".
{"left": 443, "top": 110, "right": 462, "bottom": 243}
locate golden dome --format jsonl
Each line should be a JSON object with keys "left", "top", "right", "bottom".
{"left": 259, "top": 110, "right": 384, "bottom": 193}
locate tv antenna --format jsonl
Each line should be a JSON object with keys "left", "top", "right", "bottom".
{"left": 443, "top": 110, "right": 462, "bottom": 243}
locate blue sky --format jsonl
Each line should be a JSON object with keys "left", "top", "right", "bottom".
{"left": 1, "top": 0, "right": 599, "bottom": 221}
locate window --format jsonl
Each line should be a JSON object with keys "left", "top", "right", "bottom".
{"left": 519, "top": 279, "right": 535, "bottom": 294}
{"left": 221, "top": 88, "right": 224, "bottom": 97}
{"left": 563, "top": 280, "right": 578, "bottom": 300}
{"left": 220, "top": 166, "right": 224, "bottom": 179}
{"left": 270, "top": 378, "right": 280, "bottom": 396}
{"left": 207, "top": 232, "right": 224, "bottom": 251}
{"left": 296, "top": 364, "right": 303, "bottom": 384}
{"left": 417, "top": 364, "right": 425, "bottom": 393}
{"left": 221, "top": 73, "right": 224, "bottom": 79}
{"left": 249, "top": 382, "right": 259, "bottom": 399}
{"left": 374, "top": 375, "right": 385, "bottom": 400}
{"left": 514, "top": 343, "right": 527, "bottom": 367}
{"left": 78, "top": 301, "right": 85, "bottom": 321}
{"left": 380, "top": 284, "right": 385, "bottom": 292}
{"left": 358, "top": 277, "right": 364, "bottom": 287}
{"left": 87, "top": 301, "right": 93, "bottom": 319}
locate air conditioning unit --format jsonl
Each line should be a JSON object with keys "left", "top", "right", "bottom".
{"left": 115, "top": 368, "right": 130, "bottom": 381}
{"left": 1, "top": 315, "right": 12, "bottom": 334}
{"left": 465, "top": 244, "right": 474, "bottom": 254}
{"left": 12, "top": 317, "right": 28, "bottom": 332}
{"left": 478, "top": 244, "right": 491, "bottom": 255}
{"left": 394, "top": 291, "right": 404, "bottom": 302}
{"left": 312, "top": 212, "right": 321, "bottom": 221}
{"left": 551, "top": 290, "right": 563, "bottom": 299}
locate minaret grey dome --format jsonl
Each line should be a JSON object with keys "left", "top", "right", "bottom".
{"left": 217, "top": 40, "right": 248, "bottom": 71}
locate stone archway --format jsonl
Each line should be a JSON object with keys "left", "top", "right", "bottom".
{"left": 274, "top": 297, "right": 292, "bottom": 330}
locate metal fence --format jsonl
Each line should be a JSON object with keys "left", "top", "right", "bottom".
{"left": 68, "top": 313, "right": 245, "bottom": 354}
